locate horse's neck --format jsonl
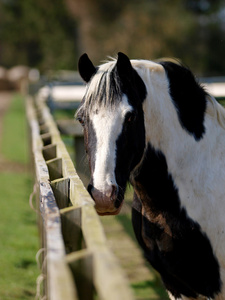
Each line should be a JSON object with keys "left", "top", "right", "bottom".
{"left": 142, "top": 94, "right": 225, "bottom": 186}
{"left": 132, "top": 99, "right": 225, "bottom": 231}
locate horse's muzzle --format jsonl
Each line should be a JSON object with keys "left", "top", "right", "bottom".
{"left": 88, "top": 184, "right": 123, "bottom": 215}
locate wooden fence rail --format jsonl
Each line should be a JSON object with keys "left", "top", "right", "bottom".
{"left": 26, "top": 95, "right": 134, "bottom": 300}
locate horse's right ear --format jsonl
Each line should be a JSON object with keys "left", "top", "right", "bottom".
{"left": 78, "top": 53, "right": 97, "bottom": 82}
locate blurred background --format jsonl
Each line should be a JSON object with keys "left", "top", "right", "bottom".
{"left": 0, "top": 1, "right": 225, "bottom": 299}
{"left": 0, "top": 0, "right": 225, "bottom": 75}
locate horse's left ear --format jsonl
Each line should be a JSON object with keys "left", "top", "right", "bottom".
{"left": 78, "top": 53, "right": 97, "bottom": 82}
{"left": 116, "top": 52, "right": 133, "bottom": 78}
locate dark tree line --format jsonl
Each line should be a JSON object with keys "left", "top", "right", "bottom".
{"left": 0, "top": 0, "right": 225, "bottom": 75}
{"left": 0, "top": 0, "right": 77, "bottom": 70}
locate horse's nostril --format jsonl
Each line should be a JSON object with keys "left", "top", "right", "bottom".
{"left": 88, "top": 183, "right": 118, "bottom": 202}
{"left": 111, "top": 185, "right": 117, "bottom": 199}
{"left": 105, "top": 184, "right": 117, "bottom": 199}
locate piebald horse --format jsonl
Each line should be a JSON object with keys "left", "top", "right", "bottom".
{"left": 76, "top": 52, "right": 225, "bottom": 300}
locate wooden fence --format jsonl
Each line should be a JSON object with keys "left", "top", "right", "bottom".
{"left": 26, "top": 94, "right": 134, "bottom": 300}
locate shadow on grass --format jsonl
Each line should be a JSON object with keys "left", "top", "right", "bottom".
{"left": 132, "top": 278, "right": 169, "bottom": 300}
{"left": 116, "top": 213, "right": 136, "bottom": 242}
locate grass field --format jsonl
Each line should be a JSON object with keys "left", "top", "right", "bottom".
{"left": 0, "top": 94, "right": 39, "bottom": 300}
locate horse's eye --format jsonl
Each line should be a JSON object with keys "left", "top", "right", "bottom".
{"left": 77, "top": 117, "right": 85, "bottom": 127}
{"left": 125, "top": 112, "right": 136, "bottom": 123}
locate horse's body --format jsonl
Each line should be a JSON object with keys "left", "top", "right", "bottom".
{"left": 76, "top": 52, "right": 225, "bottom": 300}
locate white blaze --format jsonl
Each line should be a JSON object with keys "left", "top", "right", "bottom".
{"left": 91, "top": 95, "right": 132, "bottom": 194}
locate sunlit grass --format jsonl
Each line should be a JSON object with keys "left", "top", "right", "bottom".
{"left": 0, "top": 93, "right": 39, "bottom": 299}
{"left": 0, "top": 173, "right": 39, "bottom": 300}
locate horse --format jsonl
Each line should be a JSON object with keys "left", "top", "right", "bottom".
{"left": 76, "top": 52, "right": 225, "bottom": 300}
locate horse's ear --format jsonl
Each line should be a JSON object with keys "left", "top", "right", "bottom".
{"left": 116, "top": 52, "right": 133, "bottom": 78}
{"left": 78, "top": 53, "right": 97, "bottom": 82}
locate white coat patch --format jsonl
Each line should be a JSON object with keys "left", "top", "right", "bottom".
{"left": 91, "top": 95, "right": 132, "bottom": 193}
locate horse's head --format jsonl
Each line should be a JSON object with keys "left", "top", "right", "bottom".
{"left": 76, "top": 52, "right": 146, "bottom": 215}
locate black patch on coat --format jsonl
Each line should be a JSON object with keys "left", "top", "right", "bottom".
{"left": 114, "top": 105, "right": 146, "bottom": 208}
{"left": 113, "top": 64, "right": 147, "bottom": 208}
{"left": 160, "top": 62, "right": 207, "bottom": 141}
{"left": 131, "top": 143, "right": 221, "bottom": 298}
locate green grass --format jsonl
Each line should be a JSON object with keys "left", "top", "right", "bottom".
{"left": 53, "top": 108, "right": 75, "bottom": 120}
{"left": 0, "top": 173, "right": 39, "bottom": 300}
{"left": 0, "top": 93, "right": 39, "bottom": 299}
{"left": 1, "top": 94, "right": 29, "bottom": 164}
{"left": 131, "top": 279, "right": 168, "bottom": 300}
{"left": 218, "top": 99, "right": 225, "bottom": 107}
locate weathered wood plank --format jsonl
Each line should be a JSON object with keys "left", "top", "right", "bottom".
{"left": 42, "top": 144, "right": 57, "bottom": 161}
{"left": 39, "top": 181, "right": 78, "bottom": 300}
{"left": 47, "top": 158, "right": 63, "bottom": 181}
{"left": 80, "top": 205, "right": 135, "bottom": 300}
{"left": 51, "top": 177, "right": 70, "bottom": 209}
{"left": 27, "top": 96, "right": 79, "bottom": 300}
{"left": 41, "top": 132, "right": 52, "bottom": 146}
{"left": 39, "top": 124, "right": 49, "bottom": 135}
{"left": 48, "top": 259, "right": 79, "bottom": 300}
{"left": 60, "top": 207, "right": 83, "bottom": 253}
{"left": 56, "top": 119, "right": 90, "bottom": 185}
{"left": 66, "top": 249, "right": 94, "bottom": 300}
{"left": 69, "top": 176, "right": 95, "bottom": 208}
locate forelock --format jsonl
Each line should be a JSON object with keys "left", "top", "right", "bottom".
{"left": 81, "top": 61, "right": 122, "bottom": 114}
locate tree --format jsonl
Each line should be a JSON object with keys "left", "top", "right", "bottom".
{"left": 0, "top": 0, "right": 77, "bottom": 71}
{"left": 65, "top": 0, "right": 225, "bottom": 75}
{"left": 0, "top": 0, "right": 225, "bottom": 75}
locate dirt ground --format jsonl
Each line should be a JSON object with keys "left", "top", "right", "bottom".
{"left": 0, "top": 92, "right": 12, "bottom": 138}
